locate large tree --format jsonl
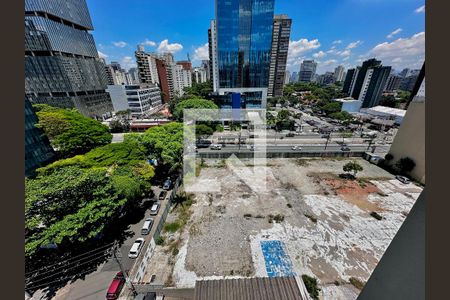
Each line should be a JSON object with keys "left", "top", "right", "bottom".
{"left": 343, "top": 161, "right": 364, "bottom": 178}
{"left": 33, "top": 104, "right": 112, "bottom": 158}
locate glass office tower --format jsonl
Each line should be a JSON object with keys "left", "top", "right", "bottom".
{"left": 25, "top": 0, "right": 113, "bottom": 119}
{"left": 216, "top": 0, "right": 274, "bottom": 93}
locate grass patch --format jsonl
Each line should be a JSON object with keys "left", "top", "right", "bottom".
{"left": 370, "top": 211, "right": 383, "bottom": 220}
{"left": 164, "top": 222, "right": 181, "bottom": 233}
{"left": 304, "top": 213, "right": 318, "bottom": 223}
{"left": 295, "top": 159, "right": 311, "bottom": 167}
{"left": 358, "top": 178, "right": 368, "bottom": 188}
{"left": 349, "top": 277, "right": 365, "bottom": 290}
{"left": 302, "top": 275, "right": 320, "bottom": 300}
{"left": 155, "top": 236, "right": 165, "bottom": 246}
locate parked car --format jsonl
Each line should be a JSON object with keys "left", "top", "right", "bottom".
{"left": 286, "top": 132, "right": 295, "bottom": 137}
{"left": 396, "top": 175, "right": 411, "bottom": 184}
{"left": 158, "top": 190, "right": 167, "bottom": 200}
{"left": 163, "top": 178, "right": 172, "bottom": 190}
{"left": 106, "top": 272, "right": 126, "bottom": 300}
{"left": 210, "top": 144, "right": 222, "bottom": 150}
{"left": 341, "top": 146, "right": 351, "bottom": 152}
{"left": 141, "top": 218, "right": 154, "bottom": 235}
{"left": 150, "top": 202, "right": 161, "bottom": 216}
{"left": 128, "top": 238, "right": 145, "bottom": 259}
{"left": 369, "top": 156, "right": 384, "bottom": 165}
{"left": 291, "top": 146, "right": 302, "bottom": 151}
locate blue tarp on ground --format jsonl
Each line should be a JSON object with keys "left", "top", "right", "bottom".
{"left": 260, "top": 240, "right": 297, "bottom": 277}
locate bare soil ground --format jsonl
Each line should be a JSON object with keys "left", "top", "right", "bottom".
{"left": 143, "top": 158, "right": 422, "bottom": 300}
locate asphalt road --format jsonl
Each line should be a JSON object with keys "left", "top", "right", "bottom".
{"left": 31, "top": 186, "right": 171, "bottom": 300}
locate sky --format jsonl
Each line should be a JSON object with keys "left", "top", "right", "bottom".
{"left": 87, "top": 0, "right": 425, "bottom": 74}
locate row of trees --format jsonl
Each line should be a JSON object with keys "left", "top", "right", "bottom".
{"left": 26, "top": 120, "right": 184, "bottom": 259}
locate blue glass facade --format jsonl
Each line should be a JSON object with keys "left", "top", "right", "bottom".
{"left": 216, "top": 0, "right": 274, "bottom": 89}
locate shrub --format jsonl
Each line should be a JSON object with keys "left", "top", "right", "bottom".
{"left": 273, "top": 214, "right": 285, "bottom": 223}
{"left": 243, "top": 213, "right": 252, "bottom": 218}
{"left": 385, "top": 153, "right": 394, "bottom": 161}
{"left": 304, "top": 214, "right": 318, "bottom": 223}
{"left": 395, "top": 157, "right": 416, "bottom": 175}
{"left": 155, "top": 236, "right": 165, "bottom": 245}
{"left": 287, "top": 203, "right": 292, "bottom": 208}
{"left": 302, "top": 275, "right": 320, "bottom": 300}
{"left": 164, "top": 222, "right": 181, "bottom": 233}
{"left": 349, "top": 277, "right": 365, "bottom": 290}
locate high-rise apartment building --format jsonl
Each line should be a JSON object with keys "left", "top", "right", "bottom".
{"left": 214, "top": 0, "right": 275, "bottom": 108}
{"left": 193, "top": 67, "right": 208, "bottom": 84}
{"left": 342, "top": 68, "right": 355, "bottom": 94}
{"left": 201, "top": 60, "right": 211, "bottom": 81}
{"left": 358, "top": 65, "right": 391, "bottom": 108}
{"left": 299, "top": 60, "right": 317, "bottom": 82}
{"left": 290, "top": 71, "right": 298, "bottom": 83}
{"left": 172, "top": 64, "right": 192, "bottom": 97}
{"left": 400, "top": 74, "right": 420, "bottom": 92}
{"left": 384, "top": 74, "right": 402, "bottom": 92}
{"left": 350, "top": 58, "right": 381, "bottom": 99}
{"left": 268, "top": 14, "right": 292, "bottom": 97}
{"left": 284, "top": 70, "right": 290, "bottom": 85}
{"left": 135, "top": 46, "right": 160, "bottom": 86}
{"left": 128, "top": 68, "right": 140, "bottom": 85}
{"left": 334, "top": 65, "right": 345, "bottom": 82}
{"left": 25, "top": 0, "right": 113, "bottom": 119}
{"left": 25, "top": 98, "right": 55, "bottom": 177}
{"left": 208, "top": 20, "right": 220, "bottom": 92}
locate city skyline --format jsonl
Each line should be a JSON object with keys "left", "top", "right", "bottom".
{"left": 87, "top": 0, "right": 425, "bottom": 74}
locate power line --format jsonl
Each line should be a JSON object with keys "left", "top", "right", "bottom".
{"left": 26, "top": 245, "right": 113, "bottom": 280}
{"left": 25, "top": 266, "right": 99, "bottom": 292}
{"left": 25, "top": 242, "right": 115, "bottom": 276}
{"left": 25, "top": 251, "right": 110, "bottom": 288}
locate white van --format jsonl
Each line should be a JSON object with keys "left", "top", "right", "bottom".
{"left": 141, "top": 218, "right": 154, "bottom": 235}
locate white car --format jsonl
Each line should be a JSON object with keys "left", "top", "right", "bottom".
{"left": 128, "top": 238, "right": 145, "bottom": 259}
{"left": 291, "top": 146, "right": 302, "bottom": 151}
{"left": 150, "top": 202, "right": 160, "bottom": 216}
{"left": 210, "top": 144, "right": 222, "bottom": 150}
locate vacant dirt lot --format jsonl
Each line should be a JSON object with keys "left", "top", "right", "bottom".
{"left": 145, "top": 158, "right": 422, "bottom": 299}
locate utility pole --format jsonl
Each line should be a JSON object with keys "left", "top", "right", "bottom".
{"left": 324, "top": 133, "right": 331, "bottom": 150}
{"left": 113, "top": 242, "right": 137, "bottom": 296}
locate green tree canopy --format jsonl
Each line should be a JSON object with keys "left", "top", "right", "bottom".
{"left": 33, "top": 104, "right": 112, "bottom": 158}
{"left": 395, "top": 157, "right": 416, "bottom": 175}
{"left": 173, "top": 98, "right": 218, "bottom": 121}
{"left": 343, "top": 161, "right": 364, "bottom": 177}
{"left": 183, "top": 81, "right": 212, "bottom": 99}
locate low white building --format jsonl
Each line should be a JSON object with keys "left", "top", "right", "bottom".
{"left": 333, "top": 97, "right": 362, "bottom": 113}
{"left": 362, "top": 106, "right": 406, "bottom": 125}
{"left": 106, "top": 84, "right": 163, "bottom": 117}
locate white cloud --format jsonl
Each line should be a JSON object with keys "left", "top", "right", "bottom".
{"left": 346, "top": 40, "right": 363, "bottom": 49}
{"left": 313, "top": 51, "right": 326, "bottom": 59}
{"left": 337, "top": 49, "right": 352, "bottom": 57}
{"left": 415, "top": 5, "right": 425, "bottom": 13}
{"left": 323, "top": 59, "right": 338, "bottom": 66}
{"left": 332, "top": 40, "right": 342, "bottom": 45}
{"left": 120, "top": 56, "right": 136, "bottom": 70}
{"left": 287, "top": 38, "right": 321, "bottom": 69}
{"left": 142, "top": 39, "right": 156, "bottom": 47}
{"left": 112, "top": 41, "right": 127, "bottom": 48}
{"left": 342, "top": 56, "right": 350, "bottom": 61}
{"left": 157, "top": 39, "right": 183, "bottom": 54}
{"left": 98, "top": 51, "right": 108, "bottom": 59}
{"left": 194, "top": 43, "right": 209, "bottom": 60}
{"left": 368, "top": 32, "right": 425, "bottom": 69}
{"left": 387, "top": 28, "right": 403, "bottom": 39}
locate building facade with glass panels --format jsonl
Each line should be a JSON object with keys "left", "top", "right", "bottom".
{"left": 215, "top": 0, "right": 275, "bottom": 108}
{"left": 25, "top": 0, "right": 113, "bottom": 119}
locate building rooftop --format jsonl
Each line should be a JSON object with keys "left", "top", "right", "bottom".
{"left": 368, "top": 106, "right": 406, "bottom": 117}
{"left": 333, "top": 97, "right": 360, "bottom": 103}
{"left": 193, "top": 277, "right": 309, "bottom": 300}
